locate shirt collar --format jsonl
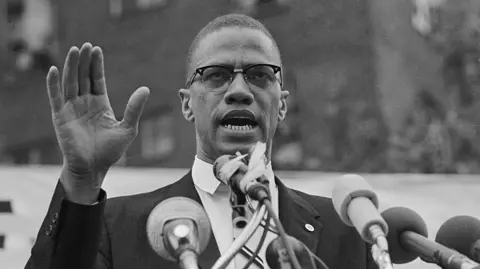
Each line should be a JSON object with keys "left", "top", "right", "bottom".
{"left": 192, "top": 155, "right": 276, "bottom": 195}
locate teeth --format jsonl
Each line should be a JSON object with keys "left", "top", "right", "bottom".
{"left": 224, "top": 125, "right": 254, "bottom": 131}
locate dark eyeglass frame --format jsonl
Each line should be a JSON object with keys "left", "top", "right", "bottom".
{"left": 186, "top": 64, "right": 283, "bottom": 89}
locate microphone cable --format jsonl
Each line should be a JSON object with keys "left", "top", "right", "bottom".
{"left": 211, "top": 203, "right": 267, "bottom": 269}
{"left": 263, "top": 199, "right": 302, "bottom": 269}
{"left": 253, "top": 197, "right": 330, "bottom": 269}
{"left": 245, "top": 183, "right": 329, "bottom": 269}
{"left": 241, "top": 213, "right": 272, "bottom": 269}
{"left": 250, "top": 207, "right": 331, "bottom": 269}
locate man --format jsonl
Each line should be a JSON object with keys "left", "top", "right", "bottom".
{"left": 25, "top": 13, "right": 375, "bottom": 269}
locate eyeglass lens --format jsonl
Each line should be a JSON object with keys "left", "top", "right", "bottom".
{"left": 200, "top": 65, "right": 279, "bottom": 89}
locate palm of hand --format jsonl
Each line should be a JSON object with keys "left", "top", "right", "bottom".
{"left": 53, "top": 94, "right": 136, "bottom": 173}
{"left": 46, "top": 43, "right": 149, "bottom": 185}
{"left": 45, "top": 43, "right": 149, "bottom": 201}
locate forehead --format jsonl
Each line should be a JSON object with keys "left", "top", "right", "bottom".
{"left": 190, "top": 27, "right": 281, "bottom": 71}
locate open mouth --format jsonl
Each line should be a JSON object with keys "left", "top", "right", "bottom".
{"left": 220, "top": 110, "right": 259, "bottom": 132}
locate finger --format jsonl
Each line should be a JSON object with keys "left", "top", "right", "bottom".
{"left": 46, "top": 66, "right": 64, "bottom": 114}
{"left": 90, "top": 46, "right": 107, "bottom": 95}
{"left": 78, "top": 42, "right": 93, "bottom": 96}
{"left": 62, "top": 46, "right": 80, "bottom": 101}
{"left": 120, "top": 87, "right": 150, "bottom": 129}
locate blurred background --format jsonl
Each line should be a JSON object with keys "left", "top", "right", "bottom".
{"left": 3, "top": 0, "right": 480, "bottom": 173}
{"left": 0, "top": 0, "right": 480, "bottom": 268}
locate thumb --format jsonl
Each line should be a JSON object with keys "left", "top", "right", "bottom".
{"left": 121, "top": 86, "right": 150, "bottom": 129}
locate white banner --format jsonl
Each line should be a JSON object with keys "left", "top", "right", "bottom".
{"left": 1, "top": 165, "right": 479, "bottom": 269}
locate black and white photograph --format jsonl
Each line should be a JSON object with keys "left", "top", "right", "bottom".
{"left": 0, "top": 0, "right": 479, "bottom": 268}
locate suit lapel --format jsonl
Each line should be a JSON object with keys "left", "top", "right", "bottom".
{"left": 165, "top": 171, "right": 221, "bottom": 269}
{"left": 276, "top": 177, "right": 323, "bottom": 254}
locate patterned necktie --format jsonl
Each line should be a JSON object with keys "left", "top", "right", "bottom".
{"left": 231, "top": 191, "right": 278, "bottom": 269}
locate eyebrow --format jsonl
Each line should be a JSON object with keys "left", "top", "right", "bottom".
{"left": 197, "top": 55, "right": 278, "bottom": 69}
{"left": 192, "top": 44, "right": 279, "bottom": 71}
{"left": 200, "top": 63, "right": 274, "bottom": 69}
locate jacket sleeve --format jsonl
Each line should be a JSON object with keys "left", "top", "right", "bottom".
{"left": 24, "top": 180, "right": 112, "bottom": 269}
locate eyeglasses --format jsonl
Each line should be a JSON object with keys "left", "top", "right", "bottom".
{"left": 186, "top": 64, "right": 283, "bottom": 90}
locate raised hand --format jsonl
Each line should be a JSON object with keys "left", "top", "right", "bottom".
{"left": 46, "top": 42, "right": 150, "bottom": 203}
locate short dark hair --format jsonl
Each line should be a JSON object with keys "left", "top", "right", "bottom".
{"left": 185, "top": 13, "right": 281, "bottom": 84}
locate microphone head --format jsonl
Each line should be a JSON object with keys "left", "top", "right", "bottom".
{"left": 266, "top": 235, "right": 316, "bottom": 269}
{"left": 146, "top": 197, "right": 211, "bottom": 261}
{"left": 381, "top": 207, "right": 429, "bottom": 264}
{"left": 435, "top": 215, "right": 480, "bottom": 261}
{"left": 332, "top": 174, "right": 380, "bottom": 227}
{"left": 213, "top": 155, "right": 233, "bottom": 184}
{"left": 213, "top": 154, "right": 247, "bottom": 185}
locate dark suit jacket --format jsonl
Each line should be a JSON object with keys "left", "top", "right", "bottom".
{"left": 25, "top": 171, "right": 376, "bottom": 269}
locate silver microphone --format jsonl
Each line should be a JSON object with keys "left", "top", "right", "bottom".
{"left": 146, "top": 197, "right": 212, "bottom": 269}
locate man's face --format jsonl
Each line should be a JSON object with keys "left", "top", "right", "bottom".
{"left": 179, "top": 27, "right": 289, "bottom": 163}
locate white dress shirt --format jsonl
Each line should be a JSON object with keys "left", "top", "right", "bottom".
{"left": 191, "top": 156, "right": 279, "bottom": 269}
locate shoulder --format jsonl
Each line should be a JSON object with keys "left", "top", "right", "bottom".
{"left": 288, "top": 187, "right": 357, "bottom": 234}
{"left": 289, "top": 188, "right": 371, "bottom": 264}
{"left": 289, "top": 188, "right": 332, "bottom": 207}
{"left": 288, "top": 188, "right": 337, "bottom": 218}
{"left": 102, "top": 180, "right": 175, "bottom": 223}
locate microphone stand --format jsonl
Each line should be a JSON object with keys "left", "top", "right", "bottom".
{"left": 210, "top": 203, "right": 267, "bottom": 269}
{"left": 211, "top": 144, "right": 302, "bottom": 269}
{"left": 371, "top": 243, "right": 394, "bottom": 269}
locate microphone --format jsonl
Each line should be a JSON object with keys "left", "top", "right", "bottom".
{"left": 381, "top": 207, "right": 480, "bottom": 269}
{"left": 212, "top": 154, "right": 248, "bottom": 191}
{"left": 332, "top": 174, "right": 389, "bottom": 247}
{"left": 380, "top": 206, "right": 427, "bottom": 264}
{"left": 266, "top": 235, "right": 318, "bottom": 269}
{"left": 146, "top": 197, "right": 212, "bottom": 269}
{"left": 436, "top": 215, "right": 480, "bottom": 263}
{"left": 213, "top": 142, "right": 270, "bottom": 201}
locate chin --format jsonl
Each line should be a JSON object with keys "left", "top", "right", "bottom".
{"left": 217, "top": 141, "right": 259, "bottom": 156}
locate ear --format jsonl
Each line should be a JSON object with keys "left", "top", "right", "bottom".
{"left": 178, "top": 88, "right": 195, "bottom": 122}
{"left": 278, "top": 89, "right": 289, "bottom": 122}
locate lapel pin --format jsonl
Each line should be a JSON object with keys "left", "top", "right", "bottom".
{"left": 305, "top": 223, "right": 314, "bottom": 232}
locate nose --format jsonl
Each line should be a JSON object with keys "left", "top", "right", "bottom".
{"left": 224, "top": 74, "right": 254, "bottom": 105}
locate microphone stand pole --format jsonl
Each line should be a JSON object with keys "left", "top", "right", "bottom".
{"left": 372, "top": 243, "right": 394, "bottom": 269}
{"left": 210, "top": 203, "right": 267, "bottom": 269}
